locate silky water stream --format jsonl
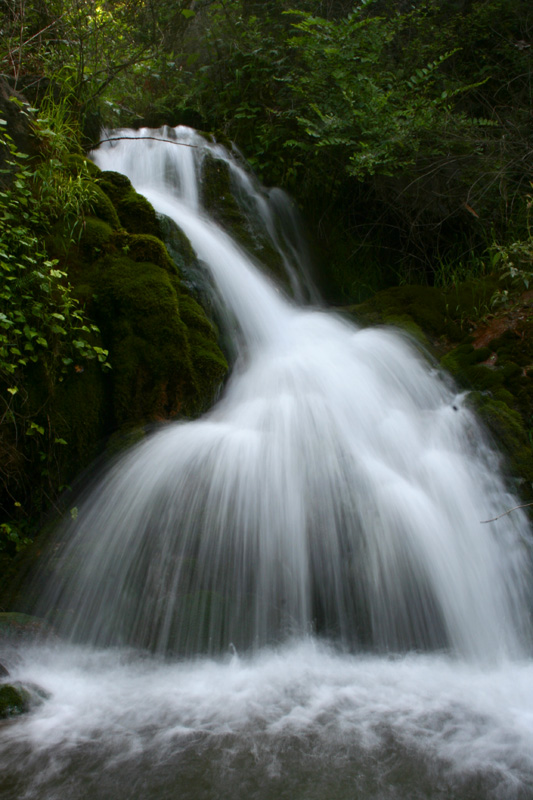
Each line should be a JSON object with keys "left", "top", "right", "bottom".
{"left": 1, "top": 128, "right": 532, "bottom": 799}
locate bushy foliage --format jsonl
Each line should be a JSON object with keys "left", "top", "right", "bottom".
{"left": 132, "top": 0, "right": 529, "bottom": 295}
{"left": 0, "top": 94, "right": 109, "bottom": 553}
{"left": 0, "top": 99, "right": 109, "bottom": 388}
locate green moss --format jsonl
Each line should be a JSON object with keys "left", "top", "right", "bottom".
{"left": 65, "top": 153, "right": 100, "bottom": 179}
{"left": 474, "top": 397, "right": 525, "bottom": 448}
{"left": 354, "top": 279, "right": 502, "bottom": 344}
{"left": 96, "top": 170, "right": 132, "bottom": 205}
{"left": 179, "top": 294, "right": 228, "bottom": 401}
{"left": 90, "top": 184, "right": 121, "bottom": 228}
{"left": 0, "top": 684, "right": 28, "bottom": 718}
{"left": 441, "top": 344, "right": 503, "bottom": 390}
{"left": 88, "top": 253, "right": 199, "bottom": 424}
{"left": 79, "top": 216, "right": 113, "bottom": 256}
{"left": 355, "top": 285, "right": 450, "bottom": 337}
{"left": 118, "top": 191, "right": 161, "bottom": 237}
{"left": 491, "top": 387, "right": 515, "bottom": 405}
{"left": 98, "top": 171, "right": 161, "bottom": 237}
{"left": 382, "top": 314, "right": 428, "bottom": 345}
{"left": 201, "top": 155, "right": 238, "bottom": 219}
{"left": 179, "top": 293, "right": 219, "bottom": 338}
{"left": 111, "top": 231, "right": 177, "bottom": 274}
{"left": 468, "top": 393, "right": 533, "bottom": 496}
{"left": 160, "top": 216, "right": 196, "bottom": 270}
{"left": 200, "top": 154, "right": 286, "bottom": 284}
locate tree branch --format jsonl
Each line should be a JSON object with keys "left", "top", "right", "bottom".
{"left": 91, "top": 136, "right": 198, "bottom": 149}
{"left": 481, "top": 502, "right": 533, "bottom": 523}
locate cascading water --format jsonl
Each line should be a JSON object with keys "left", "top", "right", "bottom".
{"left": 1, "top": 127, "right": 533, "bottom": 800}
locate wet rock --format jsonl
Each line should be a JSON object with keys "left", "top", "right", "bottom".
{"left": 0, "top": 681, "right": 50, "bottom": 719}
{"left": 0, "top": 684, "right": 29, "bottom": 718}
{"left": 0, "top": 613, "right": 54, "bottom": 640}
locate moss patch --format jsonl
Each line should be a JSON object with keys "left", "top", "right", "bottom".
{"left": 468, "top": 393, "right": 533, "bottom": 496}
{"left": 353, "top": 278, "right": 501, "bottom": 346}
{"left": 79, "top": 216, "right": 114, "bottom": 257}
{"left": 0, "top": 612, "right": 51, "bottom": 637}
{"left": 87, "top": 253, "right": 196, "bottom": 424}
{"left": 160, "top": 216, "right": 196, "bottom": 271}
{"left": 97, "top": 171, "right": 161, "bottom": 237}
{"left": 111, "top": 231, "right": 178, "bottom": 274}
{"left": 0, "top": 684, "right": 29, "bottom": 718}
{"left": 89, "top": 184, "right": 121, "bottom": 228}
{"left": 65, "top": 153, "right": 101, "bottom": 179}
{"left": 200, "top": 154, "right": 287, "bottom": 286}
{"left": 179, "top": 293, "right": 228, "bottom": 403}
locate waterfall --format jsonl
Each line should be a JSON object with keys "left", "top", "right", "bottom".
{"left": 2, "top": 127, "right": 533, "bottom": 800}
{"left": 34, "top": 126, "right": 530, "bottom": 662}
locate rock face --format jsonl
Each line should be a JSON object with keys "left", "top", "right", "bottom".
{"left": 0, "top": 684, "right": 28, "bottom": 718}
{"left": 56, "top": 167, "right": 228, "bottom": 438}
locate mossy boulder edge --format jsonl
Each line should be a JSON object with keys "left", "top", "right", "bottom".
{"left": 353, "top": 280, "right": 533, "bottom": 505}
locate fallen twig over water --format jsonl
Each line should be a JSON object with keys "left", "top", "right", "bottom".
{"left": 481, "top": 502, "right": 533, "bottom": 523}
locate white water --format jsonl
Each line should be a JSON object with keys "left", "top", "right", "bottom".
{"left": 2, "top": 642, "right": 533, "bottom": 799}
{"left": 1, "top": 127, "right": 533, "bottom": 798}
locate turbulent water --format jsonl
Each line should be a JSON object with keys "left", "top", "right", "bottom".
{"left": 1, "top": 127, "right": 533, "bottom": 799}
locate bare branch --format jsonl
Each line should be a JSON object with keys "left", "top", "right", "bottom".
{"left": 481, "top": 502, "right": 533, "bottom": 523}
{"left": 91, "top": 136, "right": 198, "bottom": 150}
{"left": 4, "top": 15, "right": 66, "bottom": 58}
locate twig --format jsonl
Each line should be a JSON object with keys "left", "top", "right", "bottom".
{"left": 92, "top": 136, "right": 198, "bottom": 150}
{"left": 481, "top": 502, "right": 533, "bottom": 523}
{"left": 5, "top": 15, "right": 66, "bottom": 57}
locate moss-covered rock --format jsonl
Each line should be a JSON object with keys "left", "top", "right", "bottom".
{"left": 0, "top": 684, "right": 29, "bottom": 718}
{"left": 95, "top": 169, "right": 131, "bottom": 204}
{"left": 353, "top": 278, "right": 501, "bottom": 346}
{"left": 160, "top": 216, "right": 196, "bottom": 271}
{"left": 111, "top": 231, "right": 178, "bottom": 274}
{"left": 46, "top": 166, "right": 228, "bottom": 437}
{"left": 64, "top": 153, "right": 100, "bottom": 179}
{"left": 90, "top": 184, "right": 122, "bottom": 228}
{"left": 179, "top": 294, "right": 228, "bottom": 403}
{"left": 97, "top": 171, "right": 161, "bottom": 237}
{"left": 86, "top": 253, "right": 196, "bottom": 424}
{"left": 468, "top": 393, "right": 533, "bottom": 496}
{"left": 200, "top": 154, "right": 287, "bottom": 285}
{"left": 0, "top": 612, "right": 52, "bottom": 638}
{"left": 352, "top": 279, "right": 533, "bottom": 503}
{"left": 354, "top": 284, "right": 452, "bottom": 342}
{"left": 79, "top": 216, "right": 114, "bottom": 257}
